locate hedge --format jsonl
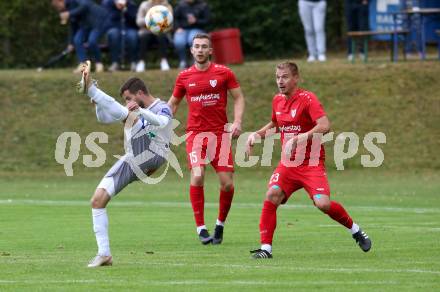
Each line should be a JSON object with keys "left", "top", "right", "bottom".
{"left": 0, "top": 0, "right": 344, "bottom": 68}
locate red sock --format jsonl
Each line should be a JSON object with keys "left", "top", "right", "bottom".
{"left": 326, "top": 201, "right": 353, "bottom": 229}
{"left": 259, "top": 200, "right": 278, "bottom": 245}
{"left": 218, "top": 188, "right": 234, "bottom": 223}
{"left": 189, "top": 185, "right": 205, "bottom": 227}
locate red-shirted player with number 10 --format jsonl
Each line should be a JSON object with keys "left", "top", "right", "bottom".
{"left": 246, "top": 61, "right": 371, "bottom": 259}
{"left": 168, "top": 33, "right": 245, "bottom": 245}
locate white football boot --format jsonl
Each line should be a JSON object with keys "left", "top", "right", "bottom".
{"left": 76, "top": 60, "right": 91, "bottom": 94}
{"left": 87, "top": 255, "right": 113, "bottom": 268}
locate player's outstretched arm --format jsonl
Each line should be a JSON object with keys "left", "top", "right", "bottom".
{"left": 255, "top": 121, "right": 277, "bottom": 138}
{"left": 298, "top": 115, "right": 331, "bottom": 141}
{"left": 246, "top": 121, "right": 277, "bottom": 156}
{"left": 229, "top": 87, "right": 245, "bottom": 138}
{"left": 282, "top": 116, "right": 330, "bottom": 155}
{"left": 140, "top": 109, "right": 170, "bottom": 127}
{"left": 167, "top": 96, "right": 182, "bottom": 115}
{"left": 126, "top": 101, "right": 171, "bottom": 128}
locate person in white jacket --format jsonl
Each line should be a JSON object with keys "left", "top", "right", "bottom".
{"left": 298, "top": 0, "right": 327, "bottom": 62}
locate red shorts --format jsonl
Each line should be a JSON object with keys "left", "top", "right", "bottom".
{"left": 185, "top": 131, "right": 234, "bottom": 172}
{"left": 268, "top": 163, "right": 330, "bottom": 203}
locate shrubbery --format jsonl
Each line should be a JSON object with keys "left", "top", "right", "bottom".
{"left": 0, "top": 0, "right": 344, "bottom": 68}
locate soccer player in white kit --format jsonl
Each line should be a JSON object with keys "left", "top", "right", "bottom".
{"left": 77, "top": 61, "right": 173, "bottom": 267}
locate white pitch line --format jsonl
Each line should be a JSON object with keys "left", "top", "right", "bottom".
{"left": 0, "top": 279, "right": 418, "bottom": 286}
{"left": 0, "top": 199, "right": 439, "bottom": 214}
{"left": 0, "top": 280, "right": 97, "bottom": 284}
{"left": 140, "top": 262, "right": 440, "bottom": 275}
{"left": 318, "top": 224, "right": 440, "bottom": 230}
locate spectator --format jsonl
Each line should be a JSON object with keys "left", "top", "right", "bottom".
{"left": 136, "top": 0, "right": 173, "bottom": 72}
{"left": 52, "top": 0, "right": 110, "bottom": 73}
{"left": 345, "top": 0, "right": 369, "bottom": 61}
{"left": 298, "top": 0, "right": 327, "bottom": 62}
{"left": 102, "top": 0, "right": 139, "bottom": 72}
{"left": 173, "top": 0, "right": 210, "bottom": 69}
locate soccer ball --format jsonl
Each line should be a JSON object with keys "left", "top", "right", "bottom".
{"left": 145, "top": 5, "right": 173, "bottom": 35}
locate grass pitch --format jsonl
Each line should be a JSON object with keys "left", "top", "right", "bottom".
{"left": 1, "top": 59, "right": 440, "bottom": 172}
{"left": 1, "top": 58, "right": 439, "bottom": 290}
{"left": 0, "top": 169, "right": 439, "bottom": 291}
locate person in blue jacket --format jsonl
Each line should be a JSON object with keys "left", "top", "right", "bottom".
{"left": 102, "top": 0, "right": 139, "bottom": 72}
{"left": 52, "top": 0, "right": 110, "bottom": 73}
{"left": 173, "top": 0, "right": 210, "bottom": 69}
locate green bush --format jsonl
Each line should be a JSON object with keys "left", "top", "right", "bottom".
{"left": 0, "top": 0, "right": 69, "bottom": 68}
{"left": 0, "top": 0, "right": 344, "bottom": 68}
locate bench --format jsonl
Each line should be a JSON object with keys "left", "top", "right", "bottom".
{"left": 347, "top": 30, "right": 409, "bottom": 63}
{"left": 436, "top": 30, "right": 440, "bottom": 60}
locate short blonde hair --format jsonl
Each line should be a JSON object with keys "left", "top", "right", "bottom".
{"left": 276, "top": 61, "right": 299, "bottom": 76}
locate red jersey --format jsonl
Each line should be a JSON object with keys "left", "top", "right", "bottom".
{"left": 271, "top": 88, "right": 327, "bottom": 166}
{"left": 172, "top": 63, "right": 240, "bottom": 133}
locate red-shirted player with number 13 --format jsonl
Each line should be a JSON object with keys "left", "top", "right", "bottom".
{"left": 168, "top": 33, "right": 245, "bottom": 245}
{"left": 246, "top": 61, "right": 371, "bottom": 258}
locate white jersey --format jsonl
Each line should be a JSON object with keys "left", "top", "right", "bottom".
{"left": 130, "top": 99, "right": 173, "bottom": 158}
{"left": 89, "top": 85, "right": 173, "bottom": 160}
{"left": 135, "top": 99, "right": 173, "bottom": 156}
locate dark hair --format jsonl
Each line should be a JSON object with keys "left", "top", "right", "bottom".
{"left": 276, "top": 61, "right": 299, "bottom": 76}
{"left": 192, "top": 32, "right": 211, "bottom": 47}
{"left": 119, "top": 77, "right": 149, "bottom": 96}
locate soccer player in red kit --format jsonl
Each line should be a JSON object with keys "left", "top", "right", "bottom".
{"left": 246, "top": 61, "right": 371, "bottom": 258}
{"left": 168, "top": 33, "right": 245, "bottom": 244}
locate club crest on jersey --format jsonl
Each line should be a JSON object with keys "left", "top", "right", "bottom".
{"left": 291, "top": 109, "right": 297, "bottom": 118}
{"left": 209, "top": 79, "right": 217, "bottom": 88}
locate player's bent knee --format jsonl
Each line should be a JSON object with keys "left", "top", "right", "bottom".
{"left": 266, "top": 188, "right": 284, "bottom": 206}
{"left": 314, "top": 198, "right": 330, "bottom": 213}
{"left": 90, "top": 188, "right": 110, "bottom": 209}
{"left": 221, "top": 182, "right": 234, "bottom": 192}
{"left": 191, "top": 176, "right": 204, "bottom": 186}
{"left": 190, "top": 168, "right": 205, "bottom": 186}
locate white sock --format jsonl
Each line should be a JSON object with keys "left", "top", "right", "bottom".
{"left": 261, "top": 244, "right": 272, "bottom": 254}
{"left": 88, "top": 85, "right": 128, "bottom": 121}
{"left": 92, "top": 208, "right": 111, "bottom": 256}
{"left": 216, "top": 219, "right": 224, "bottom": 226}
{"left": 196, "top": 225, "right": 207, "bottom": 235}
{"left": 350, "top": 222, "right": 360, "bottom": 235}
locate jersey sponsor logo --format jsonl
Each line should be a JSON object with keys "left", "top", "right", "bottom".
{"left": 189, "top": 83, "right": 196, "bottom": 87}
{"left": 190, "top": 93, "right": 221, "bottom": 102}
{"left": 278, "top": 125, "right": 301, "bottom": 132}
{"left": 209, "top": 79, "right": 217, "bottom": 88}
{"left": 291, "top": 109, "right": 297, "bottom": 118}
{"left": 276, "top": 112, "right": 281, "bottom": 115}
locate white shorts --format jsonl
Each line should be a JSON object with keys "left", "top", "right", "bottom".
{"left": 97, "top": 125, "right": 167, "bottom": 197}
